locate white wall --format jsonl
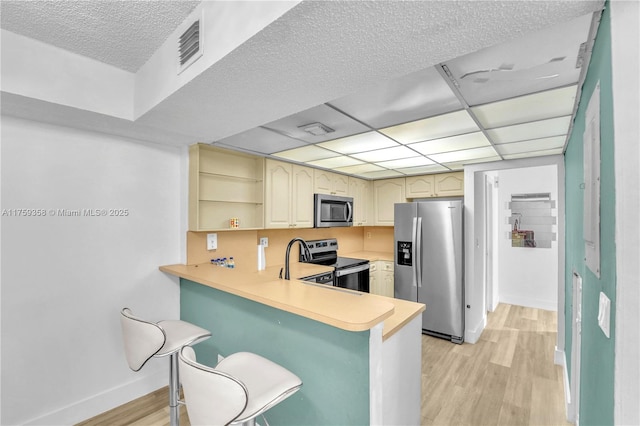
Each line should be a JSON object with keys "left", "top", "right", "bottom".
{"left": 610, "top": 1, "right": 640, "bottom": 424}
{"left": 0, "top": 116, "right": 185, "bottom": 425}
{"left": 496, "top": 165, "right": 559, "bottom": 311}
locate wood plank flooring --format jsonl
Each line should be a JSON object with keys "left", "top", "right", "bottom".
{"left": 422, "top": 303, "right": 570, "bottom": 426}
{"left": 78, "top": 304, "right": 569, "bottom": 426}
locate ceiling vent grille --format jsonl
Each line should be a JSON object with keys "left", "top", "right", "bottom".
{"left": 178, "top": 17, "right": 203, "bottom": 74}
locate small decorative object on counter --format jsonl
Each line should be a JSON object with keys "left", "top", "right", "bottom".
{"left": 229, "top": 217, "right": 240, "bottom": 228}
{"left": 228, "top": 257, "right": 235, "bottom": 269}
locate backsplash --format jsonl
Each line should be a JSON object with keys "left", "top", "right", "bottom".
{"left": 187, "top": 226, "right": 394, "bottom": 267}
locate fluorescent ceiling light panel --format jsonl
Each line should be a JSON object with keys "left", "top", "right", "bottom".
{"left": 429, "top": 146, "right": 499, "bottom": 163}
{"left": 409, "top": 131, "right": 490, "bottom": 155}
{"left": 487, "top": 116, "right": 572, "bottom": 144}
{"left": 375, "top": 156, "right": 435, "bottom": 169}
{"left": 396, "top": 164, "right": 449, "bottom": 175}
{"left": 351, "top": 145, "right": 419, "bottom": 162}
{"left": 379, "top": 110, "right": 479, "bottom": 144}
{"left": 272, "top": 145, "right": 337, "bottom": 162}
{"left": 495, "top": 135, "right": 566, "bottom": 155}
{"left": 472, "top": 85, "right": 577, "bottom": 128}
{"left": 503, "top": 148, "right": 564, "bottom": 160}
{"left": 307, "top": 156, "right": 364, "bottom": 168}
{"left": 318, "top": 132, "right": 398, "bottom": 154}
{"left": 359, "top": 169, "right": 405, "bottom": 179}
{"left": 334, "top": 163, "right": 384, "bottom": 174}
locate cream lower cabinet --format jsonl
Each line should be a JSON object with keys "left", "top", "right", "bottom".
{"left": 370, "top": 261, "right": 394, "bottom": 297}
{"left": 348, "top": 177, "right": 372, "bottom": 226}
{"left": 373, "top": 178, "right": 406, "bottom": 225}
{"left": 265, "top": 159, "right": 314, "bottom": 229}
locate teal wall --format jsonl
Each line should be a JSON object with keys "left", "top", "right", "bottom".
{"left": 564, "top": 4, "right": 616, "bottom": 425}
{"left": 180, "top": 279, "right": 371, "bottom": 425}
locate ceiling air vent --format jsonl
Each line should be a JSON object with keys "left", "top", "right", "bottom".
{"left": 178, "top": 18, "right": 203, "bottom": 74}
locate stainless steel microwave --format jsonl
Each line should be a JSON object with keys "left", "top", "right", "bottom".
{"left": 314, "top": 194, "right": 353, "bottom": 228}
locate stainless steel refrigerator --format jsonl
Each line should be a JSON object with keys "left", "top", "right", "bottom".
{"left": 394, "top": 199, "right": 464, "bottom": 344}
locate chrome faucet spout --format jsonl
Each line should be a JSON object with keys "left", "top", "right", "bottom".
{"left": 283, "top": 237, "right": 311, "bottom": 280}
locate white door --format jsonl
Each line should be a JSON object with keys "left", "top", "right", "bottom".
{"left": 570, "top": 271, "right": 582, "bottom": 424}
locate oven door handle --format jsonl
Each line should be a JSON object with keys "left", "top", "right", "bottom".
{"left": 335, "top": 263, "right": 370, "bottom": 277}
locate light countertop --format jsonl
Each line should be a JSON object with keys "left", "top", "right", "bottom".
{"left": 160, "top": 251, "right": 423, "bottom": 340}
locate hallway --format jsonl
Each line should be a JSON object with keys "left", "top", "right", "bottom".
{"left": 422, "top": 303, "right": 569, "bottom": 425}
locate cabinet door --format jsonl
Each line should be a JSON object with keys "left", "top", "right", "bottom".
{"left": 291, "top": 165, "right": 314, "bottom": 228}
{"left": 313, "top": 170, "right": 334, "bottom": 195}
{"left": 406, "top": 175, "right": 435, "bottom": 198}
{"left": 373, "top": 178, "right": 406, "bottom": 225}
{"left": 382, "top": 270, "right": 395, "bottom": 298}
{"left": 333, "top": 174, "right": 349, "bottom": 196}
{"left": 434, "top": 172, "right": 464, "bottom": 197}
{"left": 348, "top": 177, "right": 372, "bottom": 226}
{"left": 265, "top": 160, "right": 292, "bottom": 228}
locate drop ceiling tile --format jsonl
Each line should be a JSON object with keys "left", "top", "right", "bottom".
{"left": 359, "top": 169, "right": 405, "bottom": 179}
{"left": 495, "top": 135, "right": 566, "bottom": 155}
{"left": 262, "top": 104, "right": 370, "bottom": 143}
{"left": 307, "top": 156, "right": 364, "bottom": 168}
{"left": 379, "top": 110, "right": 479, "bottom": 144}
{"left": 215, "top": 127, "right": 306, "bottom": 154}
{"left": 487, "top": 116, "right": 572, "bottom": 144}
{"left": 409, "top": 131, "right": 490, "bottom": 155}
{"left": 318, "top": 131, "right": 398, "bottom": 154}
{"left": 503, "top": 148, "right": 564, "bottom": 160}
{"left": 351, "top": 145, "right": 419, "bottom": 162}
{"left": 329, "top": 66, "right": 463, "bottom": 129}
{"left": 396, "top": 164, "right": 449, "bottom": 175}
{"left": 429, "top": 146, "right": 499, "bottom": 163}
{"left": 334, "top": 163, "right": 384, "bottom": 174}
{"left": 443, "top": 13, "right": 593, "bottom": 105}
{"left": 272, "top": 145, "right": 337, "bottom": 162}
{"left": 375, "top": 156, "right": 435, "bottom": 169}
{"left": 472, "top": 85, "right": 577, "bottom": 128}
{"left": 442, "top": 155, "right": 502, "bottom": 170}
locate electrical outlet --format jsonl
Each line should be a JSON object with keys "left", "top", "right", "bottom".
{"left": 207, "top": 233, "right": 217, "bottom": 250}
{"left": 260, "top": 237, "right": 268, "bottom": 247}
{"left": 367, "top": 232, "right": 372, "bottom": 239}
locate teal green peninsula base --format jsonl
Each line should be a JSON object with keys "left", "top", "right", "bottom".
{"left": 180, "top": 278, "right": 371, "bottom": 425}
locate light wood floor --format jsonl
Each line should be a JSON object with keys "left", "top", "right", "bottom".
{"left": 78, "top": 303, "right": 569, "bottom": 426}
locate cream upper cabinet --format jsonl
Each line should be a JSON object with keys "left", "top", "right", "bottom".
{"left": 405, "top": 175, "right": 435, "bottom": 198}
{"left": 265, "top": 159, "right": 313, "bottom": 229}
{"left": 314, "top": 170, "right": 349, "bottom": 196}
{"left": 373, "top": 178, "right": 406, "bottom": 226}
{"left": 348, "top": 177, "right": 372, "bottom": 227}
{"left": 406, "top": 172, "right": 464, "bottom": 198}
{"left": 434, "top": 172, "right": 464, "bottom": 197}
{"left": 189, "top": 144, "right": 264, "bottom": 231}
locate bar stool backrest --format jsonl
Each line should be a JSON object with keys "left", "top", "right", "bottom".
{"left": 179, "top": 346, "right": 249, "bottom": 425}
{"left": 120, "top": 307, "right": 166, "bottom": 371}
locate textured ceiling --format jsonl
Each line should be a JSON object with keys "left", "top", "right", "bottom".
{"left": 0, "top": 0, "right": 604, "bottom": 162}
{"left": 0, "top": 0, "right": 199, "bottom": 72}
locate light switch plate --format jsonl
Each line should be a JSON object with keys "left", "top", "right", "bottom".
{"left": 597, "top": 291, "right": 610, "bottom": 338}
{"left": 207, "top": 233, "right": 218, "bottom": 250}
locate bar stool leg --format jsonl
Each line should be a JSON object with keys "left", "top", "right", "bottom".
{"left": 169, "top": 353, "right": 180, "bottom": 426}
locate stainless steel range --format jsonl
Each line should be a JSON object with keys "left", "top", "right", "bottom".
{"left": 300, "top": 238, "right": 370, "bottom": 292}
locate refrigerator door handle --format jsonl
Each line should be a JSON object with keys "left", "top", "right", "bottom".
{"left": 412, "top": 216, "right": 418, "bottom": 288}
{"left": 416, "top": 216, "right": 422, "bottom": 287}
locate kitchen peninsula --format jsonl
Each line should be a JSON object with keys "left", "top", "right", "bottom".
{"left": 160, "top": 258, "right": 424, "bottom": 425}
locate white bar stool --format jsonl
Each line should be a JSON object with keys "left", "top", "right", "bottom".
{"left": 179, "top": 346, "right": 302, "bottom": 425}
{"left": 120, "top": 307, "right": 211, "bottom": 426}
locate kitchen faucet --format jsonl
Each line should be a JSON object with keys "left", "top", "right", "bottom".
{"left": 280, "top": 237, "right": 312, "bottom": 280}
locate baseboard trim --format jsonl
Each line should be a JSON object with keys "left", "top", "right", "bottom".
{"left": 23, "top": 370, "right": 166, "bottom": 426}
{"left": 464, "top": 314, "right": 487, "bottom": 344}
{"left": 499, "top": 294, "right": 557, "bottom": 312}
{"left": 559, "top": 349, "right": 576, "bottom": 424}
